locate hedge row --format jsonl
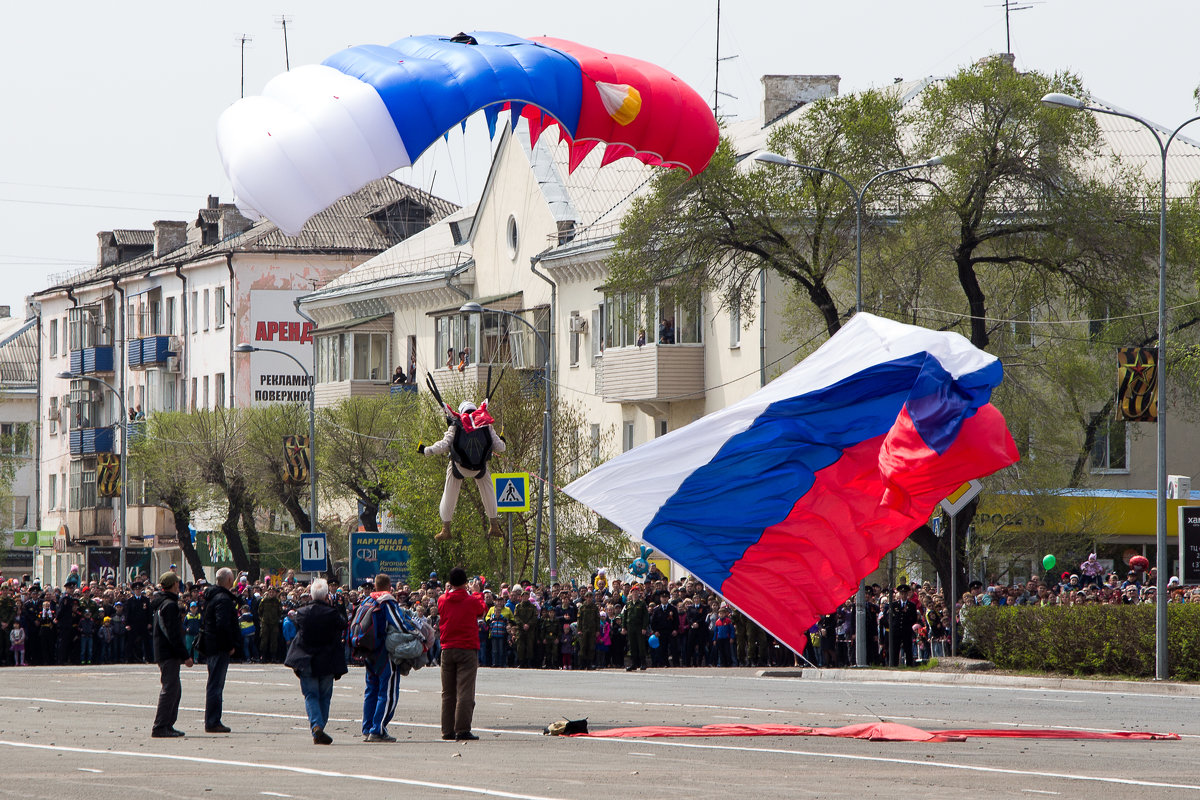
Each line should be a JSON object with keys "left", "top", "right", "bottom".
{"left": 963, "top": 604, "right": 1200, "bottom": 680}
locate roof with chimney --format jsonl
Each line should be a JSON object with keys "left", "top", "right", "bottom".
{"left": 36, "top": 177, "right": 458, "bottom": 295}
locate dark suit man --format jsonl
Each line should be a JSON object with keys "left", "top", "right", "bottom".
{"left": 200, "top": 568, "right": 241, "bottom": 733}
{"left": 887, "top": 584, "right": 920, "bottom": 667}
{"left": 151, "top": 573, "right": 192, "bottom": 737}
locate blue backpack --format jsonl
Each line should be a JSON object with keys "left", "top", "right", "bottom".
{"left": 349, "top": 596, "right": 381, "bottom": 657}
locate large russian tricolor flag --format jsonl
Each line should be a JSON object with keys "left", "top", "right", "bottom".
{"left": 562, "top": 313, "right": 1019, "bottom": 655}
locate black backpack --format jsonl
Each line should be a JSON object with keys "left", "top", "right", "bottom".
{"left": 449, "top": 421, "right": 492, "bottom": 476}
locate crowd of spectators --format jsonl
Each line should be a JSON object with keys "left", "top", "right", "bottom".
{"left": 0, "top": 559, "right": 1187, "bottom": 671}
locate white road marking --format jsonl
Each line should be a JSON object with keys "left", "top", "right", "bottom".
{"left": 0, "top": 740, "right": 567, "bottom": 800}
{"left": 579, "top": 738, "right": 1200, "bottom": 792}
{"left": 1022, "top": 791, "right": 1060, "bottom": 796}
{"left": 712, "top": 715, "right": 744, "bottom": 720}
{"left": 77, "top": 768, "right": 103, "bottom": 773}
{"left": 261, "top": 792, "right": 293, "bottom": 797}
{"left": 627, "top": 752, "right": 656, "bottom": 757}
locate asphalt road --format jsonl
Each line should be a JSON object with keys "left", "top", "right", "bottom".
{"left": 0, "top": 663, "right": 1196, "bottom": 798}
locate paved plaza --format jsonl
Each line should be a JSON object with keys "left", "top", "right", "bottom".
{"left": 0, "top": 664, "right": 1198, "bottom": 798}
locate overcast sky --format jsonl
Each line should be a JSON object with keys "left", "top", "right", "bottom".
{"left": 1, "top": 0, "right": 1196, "bottom": 312}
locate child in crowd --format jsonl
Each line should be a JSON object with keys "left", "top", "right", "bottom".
{"left": 78, "top": 613, "right": 95, "bottom": 665}
{"left": 561, "top": 621, "right": 575, "bottom": 670}
{"left": 184, "top": 602, "right": 202, "bottom": 659}
{"left": 596, "top": 611, "right": 611, "bottom": 668}
{"left": 9, "top": 624, "right": 25, "bottom": 666}
{"left": 98, "top": 616, "right": 115, "bottom": 664}
{"left": 238, "top": 604, "right": 258, "bottom": 662}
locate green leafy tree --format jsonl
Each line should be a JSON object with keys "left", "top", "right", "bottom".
{"left": 128, "top": 412, "right": 211, "bottom": 579}
{"left": 608, "top": 89, "right": 907, "bottom": 338}
{"left": 317, "top": 394, "right": 407, "bottom": 534}
{"left": 244, "top": 403, "right": 314, "bottom": 533}
{"left": 187, "top": 407, "right": 260, "bottom": 580}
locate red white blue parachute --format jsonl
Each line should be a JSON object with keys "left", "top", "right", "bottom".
{"left": 217, "top": 31, "right": 719, "bottom": 235}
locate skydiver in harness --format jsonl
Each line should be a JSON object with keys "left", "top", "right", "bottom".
{"left": 419, "top": 369, "right": 506, "bottom": 541}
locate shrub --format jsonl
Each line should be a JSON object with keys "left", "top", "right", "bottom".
{"left": 964, "top": 604, "right": 1200, "bottom": 680}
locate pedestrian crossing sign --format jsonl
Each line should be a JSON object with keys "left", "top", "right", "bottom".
{"left": 493, "top": 472, "right": 530, "bottom": 512}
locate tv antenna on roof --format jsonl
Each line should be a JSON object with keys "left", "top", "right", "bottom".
{"left": 275, "top": 15, "right": 294, "bottom": 71}
{"left": 713, "top": 0, "right": 738, "bottom": 118}
{"left": 232, "top": 34, "right": 254, "bottom": 98}
{"left": 985, "top": 0, "right": 1044, "bottom": 54}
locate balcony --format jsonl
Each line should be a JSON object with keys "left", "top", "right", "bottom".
{"left": 599, "top": 344, "right": 704, "bottom": 404}
{"left": 69, "top": 426, "right": 116, "bottom": 455}
{"left": 69, "top": 346, "right": 115, "bottom": 375}
{"left": 433, "top": 363, "right": 545, "bottom": 398}
{"left": 65, "top": 506, "right": 114, "bottom": 543}
{"left": 128, "top": 336, "right": 176, "bottom": 369}
{"left": 313, "top": 380, "right": 389, "bottom": 409}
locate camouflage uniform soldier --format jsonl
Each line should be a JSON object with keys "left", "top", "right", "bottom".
{"left": 514, "top": 591, "right": 538, "bottom": 668}
{"left": 576, "top": 592, "right": 600, "bottom": 669}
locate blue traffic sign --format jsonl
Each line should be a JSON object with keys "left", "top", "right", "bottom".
{"left": 493, "top": 472, "right": 530, "bottom": 512}
{"left": 300, "top": 533, "right": 327, "bottom": 573}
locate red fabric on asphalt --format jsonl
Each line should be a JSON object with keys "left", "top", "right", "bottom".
{"left": 577, "top": 722, "right": 1179, "bottom": 742}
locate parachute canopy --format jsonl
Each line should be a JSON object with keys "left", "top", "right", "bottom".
{"left": 217, "top": 31, "right": 719, "bottom": 235}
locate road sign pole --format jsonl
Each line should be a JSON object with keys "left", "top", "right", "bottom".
{"left": 507, "top": 514, "right": 513, "bottom": 586}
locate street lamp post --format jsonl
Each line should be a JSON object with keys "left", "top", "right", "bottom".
{"left": 459, "top": 302, "right": 556, "bottom": 580}
{"left": 57, "top": 371, "right": 127, "bottom": 584}
{"left": 234, "top": 344, "right": 318, "bottom": 550}
{"left": 753, "top": 151, "right": 943, "bottom": 668}
{"left": 1042, "top": 92, "right": 1200, "bottom": 680}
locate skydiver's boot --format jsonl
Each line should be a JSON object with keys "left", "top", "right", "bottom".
{"left": 435, "top": 521, "right": 453, "bottom": 541}
{"left": 488, "top": 518, "right": 503, "bottom": 538}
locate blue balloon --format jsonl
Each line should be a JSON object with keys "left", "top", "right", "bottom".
{"left": 648, "top": 634, "right": 660, "bottom": 649}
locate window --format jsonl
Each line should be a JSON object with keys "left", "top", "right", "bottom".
{"left": 49, "top": 319, "right": 58, "bottom": 357}
{"left": 317, "top": 332, "right": 391, "bottom": 382}
{"left": 203, "top": 375, "right": 210, "bottom": 409}
{"left": 48, "top": 474, "right": 57, "bottom": 510}
{"left": 190, "top": 377, "right": 197, "bottom": 411}
{"left": 730, "top": 304, "right": 741, "bottom": 348}
{"left": 590, "top": 423, "right": 601, "bottom": 464}
{"left": 165, "top": 296, "right": 176, "bottom": 335}
{"left": 214, "top": 286, "right": 226, "bottom": 328}
{"left": 69, "top": 380, "right": 104, "bottom": 429}
{"left": 69, "top": 458, "right": 98, "bottom": 510}
{"left": 506, "top": 214, "right": 519, "bottom": 259}
{"left": 657, "top": 419, "right": 668, "bottom": 437}
{"left": 1090, "top": 413, "right": 1128, "bottom": 472}
{"left": 68, "top": 306, "right": 109, "bottom": 350}
{"left": 191, "top": 291, "right": 198, "bottom": 332}
{"left": 591, "top": 307, "right": 604, "bottom": 358}
{"left": 61, "top": 319, "right": 67, "bottom": 355}
{"left": 569, "top": 313, "right": 581, "bottom": 366}
{"left": 622, "top": 421, "right": 635, "bottom": 453}
{"left": 215, "top": 373, "right": 225, "bottom": 408}
{"left": 49, "top": 396, "right": 59, "bottom": 435}
{"left": 0, "top": 423, "right": 31, "bottom": 455}
{"left": 202, "top": 289, "right": 211, "bottom": 331}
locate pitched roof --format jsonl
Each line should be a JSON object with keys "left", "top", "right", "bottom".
{"left": 38, "top": 178, "right": 458, "bottom": 294}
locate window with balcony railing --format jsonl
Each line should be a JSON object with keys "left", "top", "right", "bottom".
{"left": 0, "top": 422, "right": 31, "bottom": 456}
{"left": 69, "top": 457, "right": 99, "bottom": 511}
{"left": 68, "top": 306, "right": 112, "bottom": 350}
{"left": 604, "top": 287, "right": 702, "bottom": 349}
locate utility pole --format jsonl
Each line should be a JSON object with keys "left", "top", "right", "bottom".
{"left": 275, "top": 15, "right": 293, "bottom": 71}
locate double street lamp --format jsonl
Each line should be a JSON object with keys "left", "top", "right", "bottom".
{"left": 234, "top": 343, "right": 319, "bottom": 549}
{"left": 57, "top": 371, "right": 127, "bottom": 584}
{"left": 753, "top": 151, "right": 943, "bottom": 668}
{"left": 1042, "top": 92, "right": 1200, "bottom": 680}
{"left": 458, "top": 301, "right": 557, "bottom": 581}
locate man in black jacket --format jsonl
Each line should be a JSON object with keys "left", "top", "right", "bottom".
{"left": 284, "top": 578, "right": 347, "bottom": 744}
{"left": 887, "top": 584, "right": 920, "bottom": 667}
{"left": 151, "top": 573, "right": 192, "bottom": 737}
{"left": 200, "top": 568, "right": 241, "bottom": 733}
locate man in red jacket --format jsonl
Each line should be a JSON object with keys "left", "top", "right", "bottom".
{"left": 437, "top": 567, "right": 487, "bottom": 741}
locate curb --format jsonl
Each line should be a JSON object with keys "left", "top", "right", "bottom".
{"left": 760, "top": 667, "right": 1200, "bottom": 696}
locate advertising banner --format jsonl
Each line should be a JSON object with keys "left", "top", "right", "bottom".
{"left": 350, "top": 532, "right": 411, "bottom": 589}
{"left": 249, "top": 289, "right": 314, "bottom": 407}
{"left": 87, "top": 546, "right": 153, "bottom": 585}
{"left": 1179, "top": 506, "right": 1200, "bottom": 584}
{"left": 1117, "top": 347, "right": 1158, "bottom": 422}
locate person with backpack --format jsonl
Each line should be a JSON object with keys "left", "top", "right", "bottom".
{"left": 150, "top": 572, "right": 192, "bottom": 738}
{"left": 354, "top": 573, "right": 407, "bottom": 743}
{"left": 419, "top": 399, "right": 506, "bottom": 541}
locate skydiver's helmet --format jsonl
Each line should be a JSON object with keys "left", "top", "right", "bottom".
{"left": 458, "top": 401, "right": 478, "bottom": 414}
